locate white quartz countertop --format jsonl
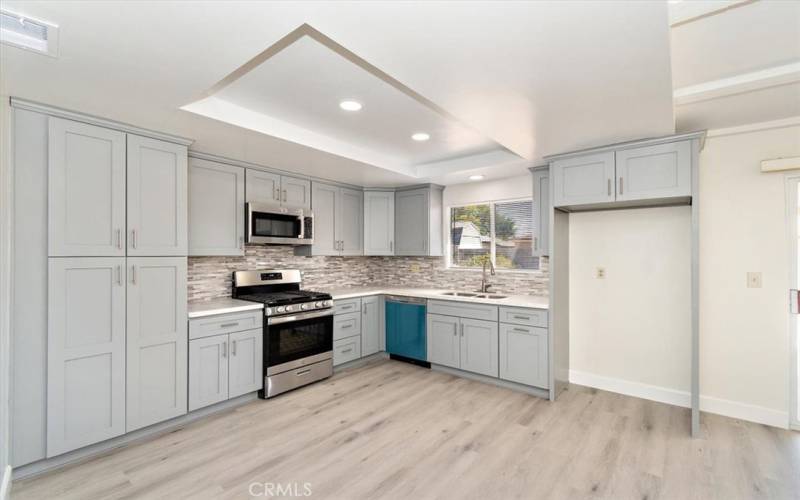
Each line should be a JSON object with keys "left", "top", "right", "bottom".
{"left": 188, "top": 298, "right": 263, "bottom": 319}
{"left": 327, "top": 287, "right": 549, "bottom": 309}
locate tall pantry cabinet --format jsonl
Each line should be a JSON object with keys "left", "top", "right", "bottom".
{"left": 46, "top": 117, "right": 189, "bottom": 457}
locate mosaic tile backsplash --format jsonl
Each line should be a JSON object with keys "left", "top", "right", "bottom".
{"left": 188, "top": 245, "right": 549, "bottom": 302}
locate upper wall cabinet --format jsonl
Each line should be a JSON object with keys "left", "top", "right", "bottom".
{"left": 364, "top": 190, "right": 395, "bottom": 256}
{"left": 127, "top": 135, "right": 188, "bottom": 256}
{"left": 395, "top": 185, "right": 443, "bottom": 256}
{"left": 245, "top": 169, "right": 311, "bottom": 211}
{"left": 531, "top": 166, "right": 549, "bottom": 257}
{"left": 49, "top": 118, "right": 127, "bottom": 256}
{"left": 305, "top": 182, "right": 362, "bottom": 256}
{"left": 189, "top": 158, "right": 245, "bottom": 256}
{"left": 551, "top": 140, "right": 692, "bottom": 210}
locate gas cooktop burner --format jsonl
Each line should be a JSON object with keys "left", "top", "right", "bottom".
{"left": 231, "top": 269, "right": 333, "bottom": 317}
{"left": 236, "top": 290, "right": 332, "bottom": 306}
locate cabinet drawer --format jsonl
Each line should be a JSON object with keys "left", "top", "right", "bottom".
{"left": 333, "top": 336, "right": 361, "bottom": 366}
{"left": 334, "top": 312, "right": 362, "bottom": 341}
{"left": 428, "top": 300, "right": 498, "bottom": 322}
{"left": 334, "top": 298, "right": 361, "bottom": 315}
{"left": 499, "top": 307, "right": 548, "bottom": 328}
{"left": 189, "top": 311, "right": 262, "bottom": 340}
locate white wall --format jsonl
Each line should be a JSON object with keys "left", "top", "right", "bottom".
{"left": 569, "top": 122, "right": 800, "bottom": 427}
{"left": 442, "top": 174, "right": 532, "bottom": 207}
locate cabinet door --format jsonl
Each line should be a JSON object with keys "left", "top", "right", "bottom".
{"left": 127, "top": 135, "right": 188, "bottom": 256}
{"left": 188, "top": 158, "right": 245, "bottom": 256}
{"left": 47, "top": 257, "right": 126, "bottom": 457}
{"left": 426, "top": 314, "right": 460, "bottom": 369}
{"left": 615, "top": 141, "right": 691, "bottom": 202}
{"left": 188, "top": 335, "right": 229, "bottom": 411}
{"left": 228, "top": 329, "right": 263, "bottom": 398}
{"left": 340, "top": 187, "right": 363, "bottom": 256}
{"left": 459, "top": 318, "right": 499, "bottom": 377}
{"left": 551, "top": 152, "right": 615, "bottom": 207}
{"left": 48, "top": 118, "right": 126, "bottom": 256}
{"left": 395, "top": 189, "right": 429, "bottom": 256}
{"left": 532, "top": 168, "right": 549, "bottom": 257}
{"left": 361, "top": 296, "right": 381, "bottom": 356}
{"left": 281, "top": 175, "right": 311, "bottom": 211}
{"left": 245, "top": 169, "right": 281, "bottom": 205}
{"left": 499, "top": 324, "right": 548, "bottom": 388}
{"left": 364, "top": 191, "right": 395, "bottom": 255}
{"left": 311, "top": 182, "right": 340, "bottom": 256}
{"left": 126, "top": 257, "right": 188, "bottom": 431}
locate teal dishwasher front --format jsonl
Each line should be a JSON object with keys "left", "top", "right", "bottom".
{"left": 385, "top": 296, "right": 427, "bottom": 363}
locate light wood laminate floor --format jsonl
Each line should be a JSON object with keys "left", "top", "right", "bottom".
{"left": 12, "top": 359, "right": 800, "bottom": 500}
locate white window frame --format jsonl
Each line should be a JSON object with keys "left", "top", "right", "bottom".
{"left": 445, "top": 197, "right": 539, "bottom": 273}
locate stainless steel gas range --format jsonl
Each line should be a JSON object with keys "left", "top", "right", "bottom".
{"left": 232, "top": 269, "right": 333, "bottom": 398}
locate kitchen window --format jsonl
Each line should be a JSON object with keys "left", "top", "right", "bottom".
{"left": 448, "top": 199, "right": 537, "bottom": 271}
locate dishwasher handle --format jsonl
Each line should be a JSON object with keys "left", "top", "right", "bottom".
{"left": 385, "top": 295, "right": 427, "bottom": 305}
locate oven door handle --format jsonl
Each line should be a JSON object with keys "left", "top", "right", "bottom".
{"left": 268, "top": 309, "right": 333, "bottom": 325}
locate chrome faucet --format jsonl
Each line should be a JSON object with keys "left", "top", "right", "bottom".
{"left": 479, "top": 258, "right": 496, "bottom": 293}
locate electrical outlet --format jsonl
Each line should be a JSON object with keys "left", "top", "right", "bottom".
{"left": 410, "top": 264, "right": 421, "bottom": 273}
{"left": 595, "top": 267, "right": 606, "bottom": 279}
{"left": 747, "top": 272, "right": 762, "bottom": 288}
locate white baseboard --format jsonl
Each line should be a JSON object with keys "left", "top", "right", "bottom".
{"left": 569, "top": 370, "right": 790, "bottom": 429}
{"left": 0, "top": 465, "right": 11, "bottom": 500}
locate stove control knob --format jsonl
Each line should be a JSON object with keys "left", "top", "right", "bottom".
{"left": 265, "top": 307, "right": 273, "bottom": 316}
{"left": 276, "top": 306, "right": 286, "bottom": 313}
{"left": 285, "top": 305, "right": 294, "bottom": 312}
{"left": 315, "top": 301, "right": 323, "bottom": 308}
{"left": 324, "top": 300, "right": 333, "bottom": 307}
{"left": 301, "top": 303, "right": 311, "bottom": 310}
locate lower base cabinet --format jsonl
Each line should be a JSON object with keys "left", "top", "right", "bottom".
{"left": 499, "top": 323, "right": 549, "bottom": 389}
{"left": 333, "top": 336, "right": 362, "bottom": 365}
{"left": 189, "top": 328, "right": 262, "bottom": 411}
{"left": 427, "top": 314, "right": 498, "bottom": 377}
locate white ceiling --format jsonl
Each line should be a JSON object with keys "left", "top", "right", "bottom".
{"left": 0, "top": 1, "right": 677, "bottom": 187}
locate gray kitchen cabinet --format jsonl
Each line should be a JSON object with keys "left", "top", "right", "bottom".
{"left": 246, "top": 170, "right": 311, "bottom": 211}
{"left": 48, "top": 117, "right": 126, "bottom": 257}
{"left": 245, "top": 169, "right": 281, "bottom": 205}
{"left": 308, "top": 182, "right": 362, "bottom": 256}
{"left": 282, "top": 175, "right": 311, "bottom": 211}
{"left": 333, "top": 336, "right": 361, "bottom": 366}
{"left": 426, "top": 314, "right": 460, "bottom": 369}
{"left": 363, "top": 190, "right": 395, "bottom": 255}
{"left": 361, "top": 296, "right": 381, "bottom": 356}
{"left": 127, "top": 135, "right": 188, "bottom": 256}
{"left": 340, "top": 187, "right": 363, "bottom": 256}
{"left": 188, "top": 335, "right": 229, "bottom": 411}
{"left": 614, "top": 141, "right": 691, "bottom": 202}
{"left": 125, "top": 257, "right": 188, "bottom": 432}
{"left": 334, "top": 312, "right": 361, "bottom": 341}
{"left": 47, "top": 257, "right": 126, "bottom": 457}
{"left": 188, "top": 157, "right": 245, "bottom": 256}
{"left": 531, "top": 166, "right": 549, "bottom": 257}
{"left": 499, "top": 323, "right": 548, "bottom": 389}
{"left": 459, "top": 318, "right": 499, "bottom": 378}
{"left": 394, "top": 185, "right": 443, "bottom": 256}
{"left": 551, "top": 151, "right": 615, "bottom": 207}
{"left": 228, "top": 329, "right": 263, "bottom": 399}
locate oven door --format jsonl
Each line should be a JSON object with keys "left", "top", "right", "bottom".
{"left": 247, "top": 202, "right": 313, "bottom": 245}
{"left": 266, "top": 310, "right": 333, "bottom": 375}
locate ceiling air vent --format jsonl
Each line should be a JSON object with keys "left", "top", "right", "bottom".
{"left": 1, "top": 9, "right": 58, "bottom": 57}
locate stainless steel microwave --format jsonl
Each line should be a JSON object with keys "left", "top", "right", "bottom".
{"left": 246, "top": 202, "right": 313, "bottom": 245}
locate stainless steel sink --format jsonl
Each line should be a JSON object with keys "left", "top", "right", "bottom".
{"left": 477, "top": 294, "right": 507, "bottom": 299}
{"left": 441, "top": 291, "right": 507, "bottom": 299}
{"left": 441, "top": 291, "right": 479, "bottom": 297}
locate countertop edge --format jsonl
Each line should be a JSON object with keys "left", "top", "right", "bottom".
{"left": 328, "top": 288, "right": 549, "bottom": 310}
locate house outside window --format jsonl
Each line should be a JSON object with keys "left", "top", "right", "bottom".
{"left": 448, "top": 199, "right": 537, "bottom": 271}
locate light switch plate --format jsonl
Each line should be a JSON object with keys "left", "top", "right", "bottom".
{"left": 595, "top": 267, "right": 606, "bottom": 279}
{"left": 747, "top": 272, "right": 762, "bottom": 288}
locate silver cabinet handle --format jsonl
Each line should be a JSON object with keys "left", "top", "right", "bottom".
{"left": 131, "top": 229, "right": 137, "bottom": 249}
{"left": 341, "top": 323, "right": 353, "bottom": 329}
{"left": 389, "top": 240, "right": 393, "bottom": 252}
{"left": 239, "top": 236, "right": 244, "bottom": 249}
{"left": 274, "top": 187, "right": 279, "bottom": 201}
{"left": 460, "top": 323, "right": 464, "bottom": 337}
{"left": 116, "top": 265, "right": 122, "bottom": 286}
{"left": 453, "top": 327, "right": 457, "bottom": 337}
{"left": 220, "top": 322, "right": 239, "bottom": 328}
{"left": 283, "top": 189, "right": 287, "bottom": 202}
{"left": 116, "top": 229, "right": 122, "bottom": 250}
{"left": 607, "top": 179, "right": 611, "bottom": 196}
{"left": 221, "top": 341, "right": 227, "bottom": 358}
{"left": 341, "top": 348, "right": 353, "bottom": 354}
{"left": 513, "top": 327, "right": 530, "bottom": 333}
{"left": 130, "top": 265, "right": 136, "bottom": 285}
{"left": 232, "top": 340, "right": 237, "bottom": 356}
{"left": 513, "top": 315, "right": 530, "bottom": 320}
{"left": 619, "top": 177, "right": 624, "bottom": 195}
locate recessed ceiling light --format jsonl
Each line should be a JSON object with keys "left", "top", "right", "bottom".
{"left": 411, "top": 132, "right": 430, "bottom": 142}
{"left": 339, "top": 100, "right": 362, "bottom": 111}
{"left": 469, "top": 175, "right": 485, "bottom": 181}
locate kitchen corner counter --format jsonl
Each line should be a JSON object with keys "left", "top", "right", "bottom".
{"left": 188, "top": 298, "right": 264, "bottom": 319}
{"left": 327, "top": 287, "right": 549, "bottom": 309}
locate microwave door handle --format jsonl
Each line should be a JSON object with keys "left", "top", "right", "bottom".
{"left": 298, "top": 212, "right": 304, "bottom": 240}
